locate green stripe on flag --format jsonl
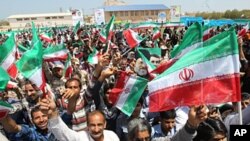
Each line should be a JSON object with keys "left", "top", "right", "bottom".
{"left": 0, "top": 68, "right": 10, "bottom": 91}
{"left": 0, "top": 33, "right": 15, "bottom": 64}
{"left": 156, "top": 28, "right": 238, "bottom": 80}
{"left": 170, "top": 22, "right": 202, "bottom": 58}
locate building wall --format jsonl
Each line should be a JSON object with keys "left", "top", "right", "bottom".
{"left": 8, "top": 15, "right": 73, "bottom": 30}
{"left": 104, "top": 9, "right": 170, "bottom": 23}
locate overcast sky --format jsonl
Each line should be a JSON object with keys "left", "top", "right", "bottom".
{"left": 1, "top": 0, "right": 249, "bottom": 19}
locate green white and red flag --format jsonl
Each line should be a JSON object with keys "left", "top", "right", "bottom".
{"left": 148, "top": 28, "right": 241, "bottom": 112}
{"left": 16, "top": 22, "right": 46, "bottom": 92}
{"left": 87, "top": 47, "right": 100, "bottom": 65}
{"left": 123, "top": 29, "right": 145, "bottom": 48}
{"left": 43, "top": 44, "right": 69, "bottom": 62}
{"left": 105, "top": 15, "right": 115, "bottom": 41}
{"left": 238, "top": 23, "right": 249, "bottom": 37}
{"left": 115, "top": 75, "right": 148, "bottom": 116}
{"left": 99, "top": 29, "right": 107, "bottom": 43}
{"left": 0, "top": 100, "right": 13, "bottom": 120}
{"left": 152, "top": 27, "right": 161, "bottom": 40}
{"left": 0, "top": 32, "right": 18, "bottom": 79}
{"left": 202, "top": 25, "right": 214, "bottom": 41}
{"left": 64, "top": 54, "right": 73, "bottom": 79}
{"left": 40, "top": 32, "right": 52, "bottom": 42}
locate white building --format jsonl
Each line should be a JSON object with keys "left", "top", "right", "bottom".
{"left": 7, "top": 12, "right": 73, "bottom": 29}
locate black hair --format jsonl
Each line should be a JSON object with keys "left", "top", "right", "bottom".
{"left": 159, "top": 109, "right": 176, "bottom": 119}
{"left": 65, "top": 78, "right": 82, "bottom": 90}
{"left": 31, "top": 106, "right": 42, "bottom": 119}
{"left": 193, "top": 118, "right": 228, "bottom": 141}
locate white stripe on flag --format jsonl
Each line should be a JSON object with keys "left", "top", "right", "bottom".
{"left": 116, "top": 77, "right": 137, "bottom": 109}
{"left": 1, "top": 49, "right": 15, "bottom": 70}
{"left": 29, "top": 68, "right": 44, "bottom": 88}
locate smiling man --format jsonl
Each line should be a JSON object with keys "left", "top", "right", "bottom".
{"left": 0, "top": 106, "right": 58, "bottom": 141}
{"left": 39, "top": 95, "right": 119, "bottom": 141}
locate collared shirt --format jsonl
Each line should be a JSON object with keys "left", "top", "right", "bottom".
{"left": 152, "top": 124, "right": 177, "bottom": 138}
{"left": 8, "top": 124, "right": 58, "bottom": 141}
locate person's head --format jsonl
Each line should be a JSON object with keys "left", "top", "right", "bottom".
{"left": 52, "top": 61, "right": 64, "bottom": 78}
{"left": 128, "top": 118, "right": 151, "bottom": 141}
{"left": 24, "top": 81, "right": 39, "bottom": 104}
{"left": 159, "top": 109, "right": 176, "bottom": 133}
{"left": 134, "top": 58, "right": 148, "bottom": 77}
{"left": 31, "top": 106, "right": 48, "bottom": 130}
{"left": 65, "top": 78, "right": 82, "bottom": 94}
{"left": 194, "top": 118, "right": 227, "bottom": 141}
{"left": 119, "top": 58, "right": 128, "bottom": 71}
{"left": 87, "top": 110, "right": 106, "bottom": 140}
{"left": 150, "top": 54, "right": 161, "bottom": 67}
{"left": 71, "top": 58, "right": 80, "bottom": 70}
{"left": 233, "top": 92, "right": 250, "bottom": 111}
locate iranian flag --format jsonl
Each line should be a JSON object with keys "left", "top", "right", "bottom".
{"left": 108, "top": 71, "right": 130, "bottom": 105}
{"left": 202, "top": 25, "right": 214, "bottom": 41}
{"left": 123, "top": 29, "right": 145, "bottom": 48}
{"left": 73, "top": 21, "right": 81, "bottom": 34}
{"left": 148, "top": 28, "right": 241, "bottom": 112}
{"left": 40, "top": 32, "right": 52, "bottom": 42}
{"left": 43, "top": 44, "right": 69, "bottom": 62}
{"left": 16, "top": 22, "right": 46, "bottom": 92}
{"left": 64, "top": 54, "right": 73, "bottom": 79}
{"left": 87, "top": 47, "right": 99, "bottom": 65}
{"left": 0, "top": 100, "right": 13, "bottom": 120}
{"left": 99, "top": 29, "right": 107, "bottom": 43}
{"left": 238, "top": 23, "right": 249, "bottom": 37}
{"left": 152, "top": 27, "right": 161, "bottom": 40}
{"left": 0, "top": 32, "right": 18, "bottom": 79}
{"left": 116, "top": 75, "right": 148, "bottom": 116}
{"left": 105, "top": 15, "right": 115, "bottom": 41}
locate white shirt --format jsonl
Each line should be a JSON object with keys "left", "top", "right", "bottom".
{"left": 48, "top": 116, "right": 120, "bottom": 141}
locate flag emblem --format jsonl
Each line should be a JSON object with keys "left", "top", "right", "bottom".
{"left": 179, "top": 68, "right": 194, "bottom": 81}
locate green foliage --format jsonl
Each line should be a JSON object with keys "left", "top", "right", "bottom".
{"left": 195, "top": 9, "right": 250, "bottom": 19}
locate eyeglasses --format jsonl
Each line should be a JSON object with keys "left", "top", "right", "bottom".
{"left": 135, "top": 137, "right": 151, "bottom": 141}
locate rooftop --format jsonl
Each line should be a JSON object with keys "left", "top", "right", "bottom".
{"left": 103, "top": 4, "right": 168, "bottom": 12}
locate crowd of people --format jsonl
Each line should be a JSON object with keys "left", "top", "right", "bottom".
{"left": 0, "top": 20, "right": 250, "bottom": 141}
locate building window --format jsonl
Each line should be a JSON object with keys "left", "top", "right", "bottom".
{"left": 24, "top": 18, "right": 30, "bottom": 21}
{"left": 145, "top": 11, "right": 149, "bottom": 16}
{"left": 45, "top": 17, "right": 51, "bottom": 20}
{"left": 155, "top": 10, "right": 158, "bottom": 16}
{"left": 135, "top": 11, "right": 139, "bottom": 16}
{"left": 31, "top": 18, "right": 37, "bottom": 20}
{"left": 110, "top": 12, "right": 113, "bottom": 17}
{"left": 114, "top": 12, "right": 118, "bottom": 16}
{"left": 151, "top": 10, "right": 155, "bottom": 15}
{"left": 125, "top": 11, "right": 128, "bottom": 16}
{"left": 131, "top": 11, "right": 135, "bottom": 16}
{"left": 58, "top": 16, "right": 64, "bottom": 19}
{"left": 120, "top": 11, "right": 124, "bottom": 17}
{"left": 16, "top": 18, "right": 23, "bottom": 21}
{"left": 52, "top": 16, "right": 57, "bottom": 19}
{"left": 141, "top": 11, "right": 144, "bottom": 16}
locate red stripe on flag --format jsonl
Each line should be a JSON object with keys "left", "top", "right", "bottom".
{"left": 149, "top": 74, "right": 241, "bottom": 112}
{"left": 7, "top": 63, "right": 18, "bottom": 79}
{"left": 43, "top": 54, "right": 68, "bottom": 62}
